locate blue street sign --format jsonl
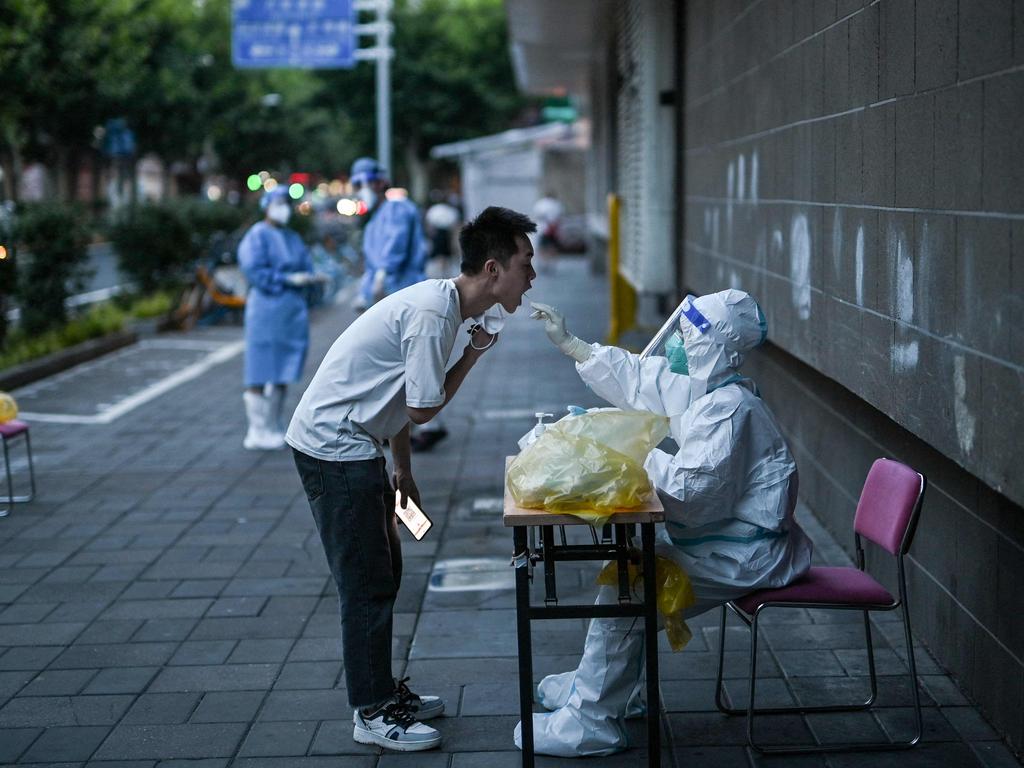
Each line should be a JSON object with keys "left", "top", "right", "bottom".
{"left": 232, "top": 0, "right": 356, "bottom": 69}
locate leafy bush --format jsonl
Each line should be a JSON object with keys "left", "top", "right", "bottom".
{"left": 0, "top": 301, "right": 125, "bottom": 370}
{"left": 14, "top": 203, "right": 91, "bottom": 336}
{"left": 109, "top": 204, "right": 194, "bottom": 293}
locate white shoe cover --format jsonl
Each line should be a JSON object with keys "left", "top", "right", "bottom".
{"left": 243, "top": 392, "right": 286, "bottom": 451}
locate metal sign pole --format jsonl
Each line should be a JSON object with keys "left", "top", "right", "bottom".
{"left": 355, "top": 0, "right": 393, "bottom": 176}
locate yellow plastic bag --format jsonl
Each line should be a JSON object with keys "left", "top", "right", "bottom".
{"left": 596, "top": 555, "right": 697, "bottom": 651}
{"left": 506, "top": 409, "right": 669, "bottom": 527}
{"left": 0, "top": 392, "right": 18, "bottom": 424}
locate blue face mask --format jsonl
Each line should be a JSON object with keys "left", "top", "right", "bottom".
{"left": 665, "top": 331, "right": 689, "bottom": 375}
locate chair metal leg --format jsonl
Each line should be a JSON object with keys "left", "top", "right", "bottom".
{"left": 713, "top": 605, "right": 730, "bottom": 713}
{"left": 0, "top": 438, "right": 12, "bottom": 518}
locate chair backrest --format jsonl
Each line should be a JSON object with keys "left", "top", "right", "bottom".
{"left": 853, "top": 458, "right": 926, "bottom": 555}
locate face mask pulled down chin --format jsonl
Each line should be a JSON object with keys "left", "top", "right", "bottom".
{"left": 357, "top": 187, "right": 377, "bottom": 209}
{"left": 467, "top": 305, "right": 506, "bottom": 350}
{"left": 267, "top": 202, "right": 291, "bottom": 225}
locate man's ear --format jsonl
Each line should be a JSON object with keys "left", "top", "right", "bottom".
{"left": 484, "top": 258, "right": 500, "bottom": 276}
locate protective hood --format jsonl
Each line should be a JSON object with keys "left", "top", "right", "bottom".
{"left": 678, "top": 289, "right": 766, "bottom": 389}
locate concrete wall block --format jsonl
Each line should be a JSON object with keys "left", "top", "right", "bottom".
{"left": 792, "top": 124, "right": 815, "bottom": 199}
{"left": 955, "top": 81, "right": 984, "bottom": 210}
{"left": 774, "top": 129, "right": 795, "bottom": 200}
{"left": 816, "top": 293, "right": 858, "bottom": 382}
{"left": 981, "top": 74, "right": 1024, "bottom": 213}
{"left": 764, "top": 204, "right": 791, "bottom": 277}
{"left": 980, "top": 359, "right": 1024, "bottom": 502}
{"left": 914, "top": 0, "right": 958, "bottom": 91}
{"left": 977, "top": 486, "right": 1024, "bottom": 559}
{"left": 802, "top": 36, "right": 826, "bottom": 119}
{"left": 853, "top": 209, "right": 882, "bottom": 312}
{"left": 848, "top": 4, "right": 879, "bottom": 107}
{"left": 958, "top": 0, "right": 1014, "bottom": 80}
{"left": 784, "top": 47, "right": 805, "bottom": 124}
{"left": 931, "top": 89, "right": 958, "bottom": 210}
{"left": 814, "top": 0, "right": 838, "bottom": 31}
{"left": 908, "top": 487, "right": 960, "bottom": 599}
{"left": 955, "top": 216, "right": 1012, "bottom": 359}
{"left": 912, "top": 213, "right": 956, "bottom": 338}
{"left": 811, "top": 119, "right": 836, "bottom": 201}
{"left": 880, "top": 210, "right": 913, "bottom": 320}
{"left": 793, "top": 0, "right": 817, "bottom": 43}
{"left": 995, "top": 537, "right": 1024, "bottom": 667}
{"left": 1017, "top": 0, "right": 1024, "bottom": 65}
{"left": 951, "top": 509, "right": 1000, "bottom": 636}
{"left": 824, "top": 21, "right": 851, "bottom": 114}
{"left": 971, "top": 631, "right": 1023, "bottom": 751}
{"left": 1012, "top": 221, "right": 1024, "bottom": 366}
{"left": 879, "top": 0, "right": 915, "bottom": 98}
{"left": 858, "top": 310, "right": 895, "bottom": 416}
{"left": 837, "top": 0, "right": 867, "bottom": 17}
{"left": 834, "top": 111, "right": 863, "bottom": 204}
{"left": 862, "top": 102, "right": 895, "bottom": 206}
{"left": 893, "top": 328, "right": 981, "bottom": 469}
{"left": 894, "top": 93, "right": 934, "bottom": 209}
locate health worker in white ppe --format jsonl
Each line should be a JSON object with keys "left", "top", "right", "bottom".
{"left": 522, "top": 288, "right": 813, "bottom": 757}
{"left": 238, "top": 186, "right": 319, "bottom": 451}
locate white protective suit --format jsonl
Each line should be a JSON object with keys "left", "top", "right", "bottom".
{"left": 517, "top": 289, "right": 813, "bottom": 756}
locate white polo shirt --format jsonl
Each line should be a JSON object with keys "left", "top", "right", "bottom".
{"left": 286, "top": 279, "right": 462, "bottom": 461}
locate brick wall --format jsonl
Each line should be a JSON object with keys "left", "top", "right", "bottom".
{"left": 681, "top": 0, "right": 1023, "bottom": 751}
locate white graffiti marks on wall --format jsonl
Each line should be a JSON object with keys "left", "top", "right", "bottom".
{"left": 789, "top": 213, "right": 811, "bottom": 320}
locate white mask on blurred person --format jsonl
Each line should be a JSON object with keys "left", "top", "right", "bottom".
{"left": 267, "top": 201, "right": 291, "bottom": 225}
{"left": 357, "top": 186, "right": 377, "bottom": 210}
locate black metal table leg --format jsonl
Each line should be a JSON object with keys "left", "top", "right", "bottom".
{"left": 641, "top": 522, "right": 661, "bottom": 767}
{"left": 513, "top": 525, "right": 534, "bottom": 768}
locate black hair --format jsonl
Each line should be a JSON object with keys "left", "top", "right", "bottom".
{"left": 458, "top": 206, "right": 536, "bottom": 275}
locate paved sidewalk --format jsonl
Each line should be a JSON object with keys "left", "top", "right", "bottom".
{"left": 0, "top": 257, "right": 1019, "bottom": 767}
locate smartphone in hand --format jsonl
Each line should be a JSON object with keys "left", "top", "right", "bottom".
{"left": 395, "top": 496, "right": 432, "bottom": 540}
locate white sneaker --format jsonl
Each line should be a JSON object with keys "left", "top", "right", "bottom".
{"left": 353, "top": 700, "right": 441, "bottom": 752}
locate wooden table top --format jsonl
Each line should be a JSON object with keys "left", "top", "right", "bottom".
{"left": 502, "top": 456, "right": 665, "bottom": 527}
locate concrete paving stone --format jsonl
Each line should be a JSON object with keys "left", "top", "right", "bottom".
{"left": 262, "top": 596, "right": 321, "bottom": 618}
{"left": 875, "top": 704, "right": 959, "bottom": 742}
{"left": 144, "top": 562, "right": 242, "bottom": 580}
{"left": 760, "top": 621, "right": 876, "bottom": 650}
{"left": 427, "top": 715, "right": 521, "bottom": 752}
{"left": 168, "top": 640, "right": 238, "bottom": 666}
{"left": 21, "top": 724, "right": 111, "bottom": 762}
{"left": 222, "top": 578, "right": 326, "bottom": 598}
{"left": 667, "top": 746, "right": 749, "bottom": 768}
{"left": 169, "top": 580, "right": 229, "bottom": 598}
{"left": 0, "top": 694, "right": 134, "bottom": 726}
{"left": 721, "top": 677, "right": 797, "bottom": 709}
{"left": 17, "top": 551, "right": 72, "bottom": 568}
{"left": 72, "top": 621, "right": 145, "bottom": 645}
{"left": 0, "top": 584, "right": 30, "bottom": 602}
{"left": 259, "top": 689, "right": 349, "bottom": 721}
{"left": 132, "top": 618, "right": 201, "bottom": 642}
{"left": 300, "top": 613, "right": 340, "bottom": 638}
{"left": 272, "top": 661, "right": 342, "bottom": 690}
{"left": 803, "top": 709, "right": 889, "bottom": 744}
{"left": 829, "top": 740, "right": 985, "bottom": 767}
{"left": 206, "top": 596, "right": 268, "bottom": 618}
{"left": 237, "top": 720, "right": 318, "bottom": 757}
{"left": 404, "top": 657, "right": 525, "bottom": 686}
{"left": 122, "top": 692, "right": 202, "bottom": 725}
{"left": 0, "top": 645, "right": 64, "bottom": 670}
{"left": 234, "top": 758, "right": 374, "bottom": 768}
{"left": 234, "top": 561, "right": 293, "bottom": 579}
{"left": 378, "top": 752, "right": 450, "bottom": 767}
{"left": 190, "top": 691, "right": 266, "bottom": 723}
{"left": 657, "top": 649, "right": 775, "bottom": 682}
{"left": 834, "top": 647, "right": 908, "bottom": 676}
{"left": 92, "top": 723, "right": 248, "bottom": 760}
{"left": 154, "top": 761, "right": 227, "bottom": 768}
{"left": 47, "top": 601, "right": 113, "bottom": 623}
{"left": 149, "top": 663, "right": 280, "bottom": 693}
{"left": 52, "top": 643, "right": 178, "bottom": 669}
{"left": 747, "top": 748, "right": 830, "bottom": 767}
{"left": 969, "top": 741, "right": 1024, "bottom": 768}
{"left": 21, "top": 668, "right": 99, "bottom": 696}
{"left": 229, "top": 639, "right": 296, "bottom": 664}
{"left": 100, "top": 598, "right": 213, "bottom": 621}
{"left": 918, "top": 673, "right": 970, "bottom": 705}
{"left": 188, "top": 615, "right": 310, "bottom": 641}
{"left": 0, "top": 566, "right": 50, "bottom": 585}
{"left": 20, "top": 581, "right": 129, "bottom": 604}
{"left": 942, "top": 705, "right": 1002, "bottom": 741}
{"left": 83, "top": 666, "right": 159, "bottom": 695}
{"left": 307, "top": 719, "right": 379, "bottom": 755}
{"left": 284, "top": 638, "right": 339, "bottom": 663}
{"left": 0, "top": 726, "right": 42, "bottom": 762}
{"left": 666, "top": 711, "right": 811, "bottom": 745}
{"left": 774, "top": 649, "right": 846, "bottom": 677}
{"left": 92, "top": 564, "right": 150, "bottom": 582}
{"left": 409, "top": 627, "right": 586, "bottom": 660}
{"left": 0, "top": 601, "right": 57, "bottom": 623}
{"left": 0, "top": 622, "right": 87, "bottom": 646}
{"left": 0, "top": 669, "right": 34, "bottom": 701}
{"left": 789, "top": 675, "right": 932, "bottom": 708}
{"left": 661, "top": 678, "right": 725, "bottom": 712}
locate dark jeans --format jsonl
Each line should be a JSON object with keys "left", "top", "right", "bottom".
{"left": 292, "top": 448, "right": 401, "bottom": 708}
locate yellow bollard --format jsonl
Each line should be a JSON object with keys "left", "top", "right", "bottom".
{"left": 606, "top": 193, "right": 637, "bottom": 346}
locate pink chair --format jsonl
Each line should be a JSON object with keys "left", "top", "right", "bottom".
{"left": 713, "top": 458, "right": 927, "bottom": 754}
{"left": 0, "top": 420, "right": 36, "bottom": 518}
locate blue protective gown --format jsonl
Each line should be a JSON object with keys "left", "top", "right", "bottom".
{"left": 358, "top": 198, "right": 426, "bottom": 305}
{"left": 238, "top": 221, "right": 313, "bottom": 387}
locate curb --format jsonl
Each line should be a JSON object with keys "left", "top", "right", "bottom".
{"left": 0, "top": 329, "right": 139, "bottom": 391}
